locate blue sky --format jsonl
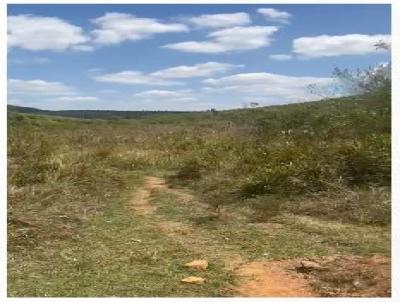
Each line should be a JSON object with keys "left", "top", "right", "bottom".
{"left": 7, "top": 4, "right": 391, "bottom": 111}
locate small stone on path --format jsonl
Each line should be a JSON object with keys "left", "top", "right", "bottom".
{"left": 185, "top": 259, "right": 208, "bottom": 271}
{"left": 299, "top": 260, "right": 324, "bottom": 271}
{"left": 181, "top": 276, "right": 205, "bottom": 284}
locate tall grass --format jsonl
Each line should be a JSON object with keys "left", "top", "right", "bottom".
{"left": 8, "top": 91, "right": 391, "bottom": 249}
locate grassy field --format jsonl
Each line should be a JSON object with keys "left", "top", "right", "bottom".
{"left": 7, "top": 91, "right": 391, "bottom": 297}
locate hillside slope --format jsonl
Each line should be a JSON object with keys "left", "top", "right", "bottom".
{"left": 7, "top": 94, "right": 391, "bottom": 297}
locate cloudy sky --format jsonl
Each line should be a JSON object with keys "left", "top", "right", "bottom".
{"left": 7, "top": 4, "right": 391, "bottom": 111}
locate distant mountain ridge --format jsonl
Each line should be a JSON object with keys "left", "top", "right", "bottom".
{"left": 7, "top": 104, "right": 191, "bottom": 119}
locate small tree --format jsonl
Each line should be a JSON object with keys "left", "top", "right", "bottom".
{"left": 308, "top": 40, "right": 391, "bottom": 99}
{"left": 332, "top": 63, "right": 391, "bottom": 96}
{"left": 375, "top": 40, "right": 391, "bottom": 51}
{"left": 307, "top": 83, "right": 341, "bottom": 100}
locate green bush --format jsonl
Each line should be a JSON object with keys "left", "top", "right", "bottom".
{"left": 10, "top": 161, "right": 53, "bottom": 186}
{"left": 334, "top": 134, "right": 390, "bottom": 186}
{"left": 169, "top": 159, "right": 205, "bottom": 185}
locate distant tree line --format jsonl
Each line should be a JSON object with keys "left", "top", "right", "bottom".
{"left": 7, "top": 105, "right": 193, "bottom": 119}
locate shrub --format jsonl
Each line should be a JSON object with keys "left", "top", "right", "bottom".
{"left": 168, "top": 159, "right": 205, "bottom": 185}
{"left": 10, "top": 161, "right": 53, "bottom": 186}
{"left": 237, "top": 142, "right": 334, "bottom": 198}
{"left": 196, "top": 172, "right": 240, "bottom": 215}
{"left": 334, "top": 134, "right": 390, "bottom": 186}
{"left": 8, "top": 133, "right": 60, "bottom": 186}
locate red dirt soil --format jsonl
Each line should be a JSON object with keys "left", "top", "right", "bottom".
{"left": 233, "top": 255, "right": 390, "bottom": 297}
{"left": 235, "top": 261, "right": 315, "bottom": 297}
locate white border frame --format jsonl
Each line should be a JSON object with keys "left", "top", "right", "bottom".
{"left": 2, "top": 1, "right": 398, "bottom": 301}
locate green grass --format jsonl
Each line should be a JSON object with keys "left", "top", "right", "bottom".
{"left": 7, "top": 92, "right": 391, "bottom": 296}
{"left": 151, "top": 189, "right": 389, "bottom": 261}
{"left": 275, "top": 214, "right": 390, "bottom": 255}
{"left": 8, "top": 173, "right": 234, "bottom": 297}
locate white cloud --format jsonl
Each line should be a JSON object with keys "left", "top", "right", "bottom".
{"left": 164, "top": 41, "right": 226, "bottom": 54}
{"left": 94, "top": 61, "right": 240, "bottom": 85}
{"left": 151, "top": 62, "right": 241, "bottom": 79}
{"left": 187, "top": 12, "right": 251, "bottom": 28}
{"left": 71, "top": 44, "right": 94, "bottom": 52}
{"left": 8, "top": 15, "right": 90, "bottom": 51}
{"left": 133, "top": 90, "right": 198, "bottom": 109}
{"left": 203, "top": 72, "right": 334, "bottom": 103}
{"left": 91, "top": 12, "right": 189, "bottom": 45}
{"left": 55, "top": 96, "right": 98, "bottom": 102}
{"left": 269, "top": 54, "right": 293, "bottom": 61}
{"left": 94, "top": 71, "right": 182, "bottom": 86}
{"left": 163, "top": 26, "right": 278, "bottom": 53}
{"left": 8, "top": 79, "right": 98, "bottom": 108}
{"left": 134, "top": 89, "right": 195, "bottom": 101}
{"left": 293, "top": 34, "right": 391, "bottom": 57}
{"left": 8, "top": 79, "right": 75, "bottom": 95}
{"left": 257, "top": 8, "right": 292, "bottom": 24}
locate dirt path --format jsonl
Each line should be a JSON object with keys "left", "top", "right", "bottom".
{"left": 129, "top": 176, "right": 240, "bottom": 266}
{"left": 128, "top": 175, "right": 318, "bottom": 297}
{"left": 129, "top": 176, "right": 192, "bottom": 232}
{"left": 235, "top": 261, "right": 314, "bottom": 297}
{"left": 129, "top": 176, "right": 192, "bottom": 210}
{"left": 129, "top": 176, "right": 168, "bottom": 215}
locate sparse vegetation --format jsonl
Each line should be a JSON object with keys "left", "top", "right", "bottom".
{"left": 7, "top": 85, "right": 391, "bottom": 296}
